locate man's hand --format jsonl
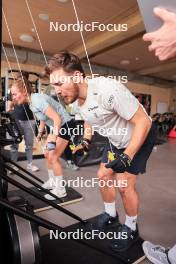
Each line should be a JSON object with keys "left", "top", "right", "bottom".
{"left": 36, "top": 132, "right": 43, "bottom": 142}
{"left": 105, "top": 153, "right": 132, "bottom": 173}
{"left": 143, "top": 8, "right": 176, "bottom": 61}
{"left": 72, "top": 138, "right": 91, "bottom": 156}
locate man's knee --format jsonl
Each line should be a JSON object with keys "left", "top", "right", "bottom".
{"left": 118, "top": 174, "right": 136, "bottom": 195}
{"left": 25, "top": 145, "right": 33, "bottom": 151}
{"left": 97, "top": 167, "right": 113, "bottom": 181}
{"left": 48, "top": 153, "right": 58, "bottom": 164}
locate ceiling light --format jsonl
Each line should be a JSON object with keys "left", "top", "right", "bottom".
{"left": 135, "top": 57, "right": 140, "bottom": 61}
{"left": 19, "top": 34, "right": 34, "bottom": 43}
{"left": 39, "top": 13, "right": 49, "bottom": 21}
{"left": 120, "top": 60, "right": 130, "bottom": 65}
{"left": 57, "top": 0, "right": 68, "bottom": 3}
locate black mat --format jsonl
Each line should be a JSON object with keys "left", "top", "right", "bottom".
{"left": 41, "top": 215, "right": 145, "bottom": 264}
{"left": 8, "top": 186, "right": 83, "bottom": 212}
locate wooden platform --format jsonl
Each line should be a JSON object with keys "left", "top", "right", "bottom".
{"left": 8, "top": 186, "right": 83, "bottom": 213}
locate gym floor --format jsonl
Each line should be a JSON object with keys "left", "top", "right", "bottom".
{"left": 9, "top": 139, "right": 176, "bottom": 264}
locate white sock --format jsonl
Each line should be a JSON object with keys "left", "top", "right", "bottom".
{"left": 104, "top": 201, "right": 116, "bottom": 217}
{"left": 48, "top": 169, "right": 54, "bottom": 179}
{"left": 125, "top": 215, "right": 137, "bottom": 231}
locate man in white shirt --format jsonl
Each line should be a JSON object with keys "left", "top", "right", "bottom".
{"left": 44, "top": 52, "right": 156, "bottom": 251}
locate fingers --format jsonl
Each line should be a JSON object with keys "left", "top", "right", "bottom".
{"left": 105, "top": 159, "right": 116, "bottom": 168}
{"left": 148, "top": 41, "right": 161, "bottom": 52}
{"left": 72, "top": 145, "right": 83, "bottom": 154}
{"left": 143, "top": 8, "right": 174, "bottom": 43}
{"left": 36, "top": 136, "right": 41, "bottom": 142}
{"left": 152, "top": 46, "right": 175, "bottom": 61}
{"left": 158, "top": 50, "right": 174, "bottom": 61}
{"left": 143, "top": 32, "right": 155, "bottom": 42}
{"left": 153, "top": 7, "right": 174, "bottom": 22}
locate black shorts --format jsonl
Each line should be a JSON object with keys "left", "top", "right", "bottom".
{"left": 58, "top": 119, "right": 77, "bottom": 141}
{"left": 102, "top": 123, "right": 157, "bottom": 175}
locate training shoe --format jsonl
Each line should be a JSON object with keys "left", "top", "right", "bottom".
{"left": 41, "top": 179, "right": 56, "bottom": 190}
{"left": 66, "top": 161, "right": 79, "bottom": 171}
{"left": 110, "top": 224, "right": 139, "bottom": 252}
{"left": 143, "top": 241, "right": 171, "bottom": 264}
{"left": 27, "top": 163, "right": 39, "bottom": 172}
{"left": 44, "top": 187, "right": 67, "bottom": 200}
{"left": 93, "top": 212, "right": 120, "bottom": 231}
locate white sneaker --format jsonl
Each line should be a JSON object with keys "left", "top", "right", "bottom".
{"left": 27, "top": 163, "right": 39, "bottom": 172}
{"left": 44, "top": 187, "right": 67, "bottom": 200}
{"left": 42, "top": 179, "right": 56, "bottom": 190}
{"left": 143, "top": 241, "right": 171, "bottom": 264}
{"left": 66, "top": 161, "right": 79, "bottom": 171}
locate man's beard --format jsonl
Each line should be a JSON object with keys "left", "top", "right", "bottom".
{"left": 62, "top": 95, "right": 78, "bottom": 105}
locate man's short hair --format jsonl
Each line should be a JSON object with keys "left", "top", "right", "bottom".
{"left": 45, "top": 51, "right": 85, "bottom": 78}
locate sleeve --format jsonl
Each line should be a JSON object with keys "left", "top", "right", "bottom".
{"left": 32, "top": 94, "right": 50, "bottom": 114}
{"left": 102, "top": 80, "right": 139, "bottom": 121}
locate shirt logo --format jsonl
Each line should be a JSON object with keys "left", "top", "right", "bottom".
{"left": 88, "top": 106, "right": 99, "bottom": 111}
{"left": 108, "top": 95, "right": 114, "bottom": 106}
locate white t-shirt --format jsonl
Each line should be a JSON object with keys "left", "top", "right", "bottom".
{"left": 78, "top": 77, "right": 143, "bottom": 149}
{"left": 70, "top": 100, "right": 82, "bottom": 120}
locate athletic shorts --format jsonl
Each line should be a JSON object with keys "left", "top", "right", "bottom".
{"left": 102, "top": 123, "right": 157, "bottom": 175}
{"left": 58, "top": 119, "right": 77, "bottom": 141}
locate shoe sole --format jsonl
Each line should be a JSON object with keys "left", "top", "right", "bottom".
{"left": 142, "top": 242, "right": 164, "bottom": 264}
{"left": 44, "top": 193, "right": 67, "bottom": 200}
{"left": 111, "top": 235, "right": 139, "bottom": 252}
{"left": 27, "top": 169, "right": 40, "bottom": 172}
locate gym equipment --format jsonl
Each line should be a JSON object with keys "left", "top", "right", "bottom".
{"left": 41, "top": 215, "right": 145, "bottom": 264}
{"left": 71, "top": 122, "right": 108, "bottom": 167}
{"left": 0, "top": 110, "right": 83, "bottom": 211}
{"left": 0, "top": 112, "right": 145, "bottom": 263}
{"left": 0, "top": 111, "right": 85, "bottom": 263}
{"left": 0, "top": 196, "right": 41, "bottom": 264}
{"left": 9, "top": 186, "right": 83, "bottom": 213}
{"left": 2, "top": 157, "right": 83, "bottom": 212}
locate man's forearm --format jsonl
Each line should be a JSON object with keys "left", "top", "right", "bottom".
{"left": 83, "top": 122, "right": 92, "bottom": 141}
{"left": 53, "top": 119, "right": 62, "bottom": 136}
{"left": 38, "top": 121, "right": 45, "bottom": 133}
{"left": 7, "top": 101, "right": 14, "bottom": 112}
{"left": 124, "top": 120, "right": 152, "bottom": 159}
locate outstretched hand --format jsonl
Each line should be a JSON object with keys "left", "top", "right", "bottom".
{"left": 143, "top": 8, "right": 176, "bottom": 61}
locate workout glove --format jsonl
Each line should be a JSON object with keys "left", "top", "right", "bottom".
{"left": 71, "top": 138, "right": 91, "bottom": 156}
{"left": 105, "top": 153, "right": 132, "bottom": 173}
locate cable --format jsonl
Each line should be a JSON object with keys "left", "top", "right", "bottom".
{"left": 2, "top": 10, "right": 44, "bottom": 152}
{"left": 71, "top": 0, "right": 114, "bottom": 155}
